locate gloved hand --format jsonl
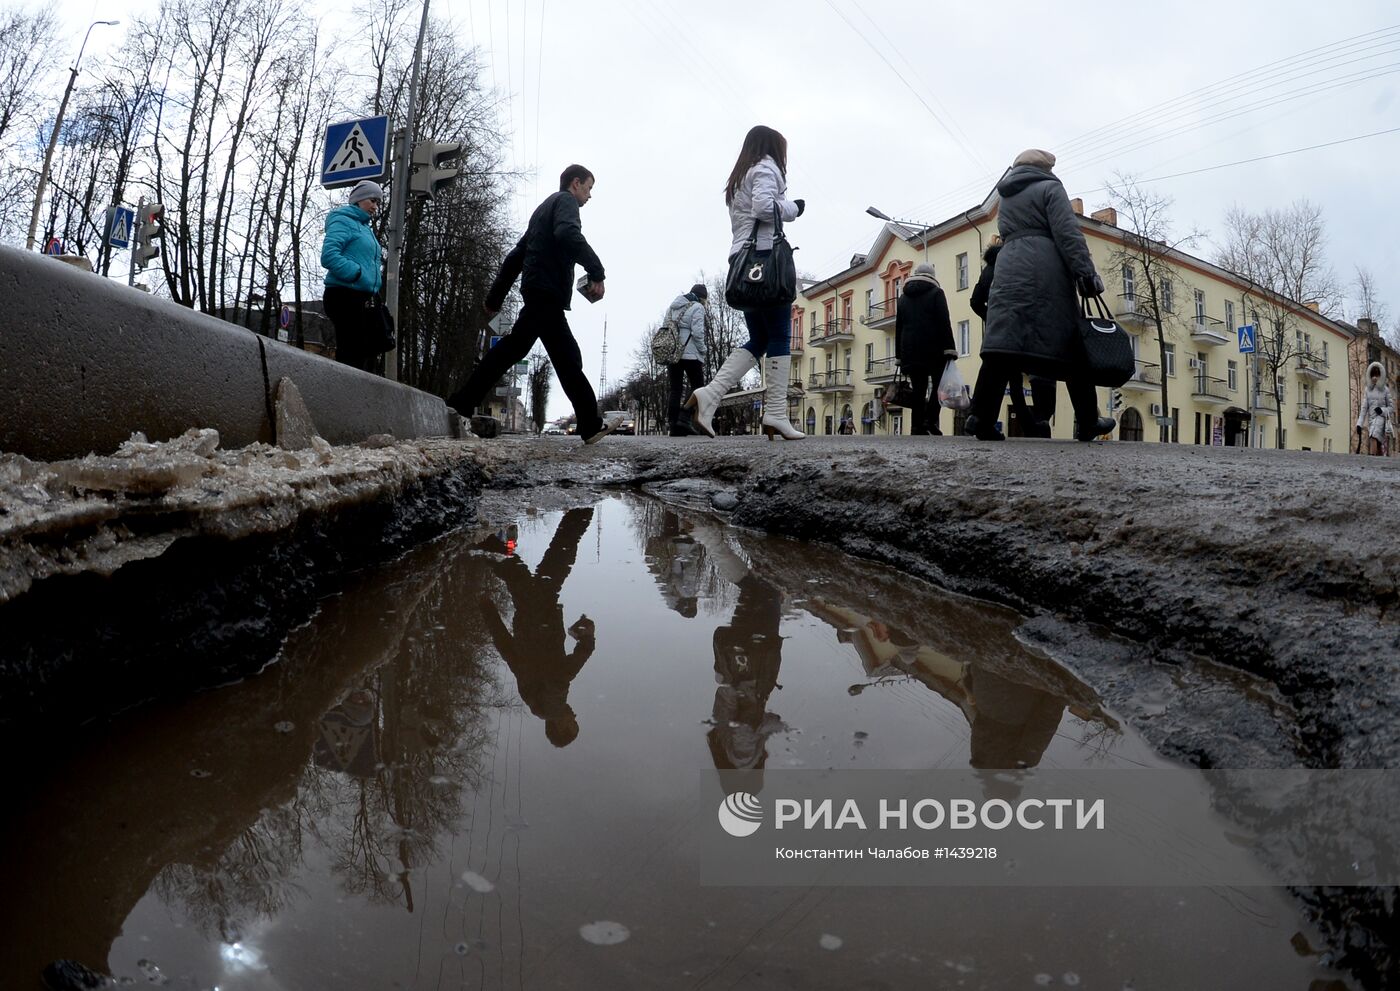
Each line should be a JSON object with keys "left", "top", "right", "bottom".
{"left": 793, "top": 198, "right": 805, "bottom": 217}
{"left": 1077, "top": 273, "right": 1104, "bottom": 297}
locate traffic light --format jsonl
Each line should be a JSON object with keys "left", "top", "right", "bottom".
{"left": 1111, "top": 389, "right": 1124, "bottom": 412}
{"left": 134, "top": 202, "right": 165, "bottom": 270}
{"left": 410, "top": 140, "right": 461, "bottom": 199}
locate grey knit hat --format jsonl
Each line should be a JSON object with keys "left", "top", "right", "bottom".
{"left": 906, "top": 263, "right": 939, "bottom": 286}
{"left": 689, "top": 283, "right": 709, "bottom": 300}
{"left": 348, "top": 180, "right": 384, "bottom": 204}
{"left": 1013, "top": 148, "right": 1056, "bottom": 170}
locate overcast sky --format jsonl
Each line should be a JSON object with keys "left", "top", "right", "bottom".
{"left": 67, "top": 0, "right": 1400, "bottom": 420}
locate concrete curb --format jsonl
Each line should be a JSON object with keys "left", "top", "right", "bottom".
{"left": 0, "top": 246, "right": 452, "bottom": 459}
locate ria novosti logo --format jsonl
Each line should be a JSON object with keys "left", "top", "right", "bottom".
{"left": 717, "top": 792, "right": 764, "bottom": 837}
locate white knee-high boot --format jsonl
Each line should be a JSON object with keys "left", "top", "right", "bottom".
{"left": 686, "top": 348, "right": 758, "bottom": 438}
{"left": 760, "top": 355, "right": 805, "bottom": 440}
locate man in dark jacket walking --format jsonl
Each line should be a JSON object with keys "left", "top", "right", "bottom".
{"left": 448, "top": 165, "right": 613, "bottom": 443}
{"left": 894, "top": 263, "right": 955, "bottom": 435}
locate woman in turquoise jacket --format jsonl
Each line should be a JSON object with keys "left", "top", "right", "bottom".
{"left": 321, "top": 180, "right": 386, "bottom": 371}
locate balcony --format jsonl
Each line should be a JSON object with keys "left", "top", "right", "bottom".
{"left": 1190, "top": 373, "right": 1231, "bottom": 406}
{"left": 1296, "top": 351, "right": 1329, "bottom": 380}
{"left": 1189, "top": 316, "right": 1230, "bottom": 346}
{"left": 808, "top": 369, "right": 854, "bottom": 393}
{"left": 864, "top": 356, "right": 902, "bottom": 385}
{"left": 1116, "top": 294, "right": 1154, "bottom": 328}
{"left": 1120, "top": 360, "right": 1161, "bottom": 393}
{"left": 1251, "top": 393, "right": 1279, "bottom": 417}
{"left": 810, "top": 318, "right": 855, "bottom": 347}
{"left": 1295, "top": 402, "right": 1331, "bottom": 426}
{"left": 863, "top": 298, "right": 897, "bottom": 330}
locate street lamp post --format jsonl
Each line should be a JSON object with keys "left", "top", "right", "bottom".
{"left": 867, "top": 206, "right": 932, "bottom": 262}
{"left": 26, "top": 19, "right": 119, "bottom": 252}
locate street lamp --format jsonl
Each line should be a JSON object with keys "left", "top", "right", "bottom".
{"left": 26, "top": 19, "right": 120, "bottom": 252}
{"left": 867, "top": 206, "right": 932, "bottom": 261}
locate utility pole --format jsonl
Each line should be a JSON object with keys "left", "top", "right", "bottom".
{"left": 383, "top": 0, "right": 431, "bottom": 383}
{"left": 26, "top": 19, "right": 119, "bottom": 252}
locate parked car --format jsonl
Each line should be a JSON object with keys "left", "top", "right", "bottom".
{"left": 541, "top": 423, "right": 566, "bottom": 436}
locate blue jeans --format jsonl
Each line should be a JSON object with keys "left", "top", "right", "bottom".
{"left": 740, "top": 304, "right": 791, "bottom": 358}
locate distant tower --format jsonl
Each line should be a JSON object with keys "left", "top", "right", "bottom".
{"left": 599, "top": 319, "right": 609, "bottom": 398}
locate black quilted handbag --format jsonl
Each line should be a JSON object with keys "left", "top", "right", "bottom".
{"left": 724, "top": 206, "right": 797, "bottom": 311}
{"left": 1077, "top": 294, "right": 1135, "bottom": 387}
{"left": 882, "top": 373, "right": 917, "bottom": 408}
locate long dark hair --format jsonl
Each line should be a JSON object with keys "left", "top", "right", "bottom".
{"left": 724, "top": 125, "right": 787, "bottom": 206}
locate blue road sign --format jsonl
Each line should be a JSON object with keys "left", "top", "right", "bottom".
{"left": 321, "top": 115, "right": 390, "bottom": 189}
{"left": 489, "top": 335, "right": 504, "bottom": 349}
{"left": 44, "top": 237, "right": 63, "bottom": 256}
{"left": 1238, "top": 324, "right": 1256, "bottom": 354}
{"left": 108, "top": 206, "right": 135, "bottom": 249}
{"left": 279, "top": 305, "right": 292, "bottom": 330}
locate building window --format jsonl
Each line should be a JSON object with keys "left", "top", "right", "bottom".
{"left": 1163, "top": 343, "right": 1176, "bottom": 377}
{"left": 842, "top": 295, "right": 852, "bottom": 322}
{"left": 958, "top": 320, "right": 971, "bottom": 356}
{"left": 1162, "top": 279, "right": 1174, "bottom": 313}
{"left": 1194, "top": 289, "right": 1205, "bottom": 322}
{"left": 1322, "top": 340, "right": 1329, "bottom": 365}
{"left": 1224, "top": 300, "right": 1235, "bottom": 332}
{"left": 1228, "top": 360, "right": 1238, "bottom": 392}
{"left": 810, "top": 311, "right": 818, "bottom": 332}
{"left": 1325, "top": 390, "right": 1331, "bottom": 411}
{"left": 864, "top": 342, "right": 874, "bottom": 371}
{"left": 865, "top": 288, "right": 873, "bottom": 315}
{"left": 956, "top": 252, "right": 969, "bottom": 291}
{"left": 1122, "top": 264, "right": 1135, "bottom": 299}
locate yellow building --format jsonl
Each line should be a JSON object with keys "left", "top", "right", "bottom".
{"left": 795, "top": 189, "right": 1356, "bottom": 451}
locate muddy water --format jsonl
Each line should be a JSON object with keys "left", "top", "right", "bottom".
{"left": 1, "top": 495, "right": 1347, "bottom": 990}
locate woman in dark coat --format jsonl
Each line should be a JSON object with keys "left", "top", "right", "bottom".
{"left": 894, "top": 263, "right": 955, "bottom": 435}
{"left": 971, "top": 237, "right": 1053, "bottom": 438}
{"left": 967, "top": 149, "right": 1115, "bottom": 442}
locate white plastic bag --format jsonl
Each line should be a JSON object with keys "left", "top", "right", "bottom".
{"left": 937, "top": 361, "right": 971, "bottom": 410}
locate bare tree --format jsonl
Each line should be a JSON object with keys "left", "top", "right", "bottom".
{"left": 527, "top": 347, "right": 551, "bottom": 432}
{"left": 1104, "top": 174, "right": 1204, "bottom": 442}
{"left": 1216, "top": 201, "right": 1342, "bottom": 448}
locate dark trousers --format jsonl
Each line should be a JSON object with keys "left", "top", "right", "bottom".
{"left": 971, "top": 357, "right": 1099, "bottom": 436}
{"left": 907, "top": 366, "right": 942, "bottom": 435}
{"left": 324, "top": 286, "right": 379, "bottom": 373}
{"left": 447, "top": 296, "right": 602, "bottom": 436}
{"left": 667, "top": 359, "right": 705, "bottom": 434}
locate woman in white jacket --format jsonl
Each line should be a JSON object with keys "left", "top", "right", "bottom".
{"left": 1357, "top": 360, "right": 1394, "bottom": 455}
{"left": 687, "top": 125, "right": 806, "bottom": 440}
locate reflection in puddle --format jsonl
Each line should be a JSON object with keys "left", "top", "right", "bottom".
{"left": 0, "top": 495, "right": 1348, "bottom": 990}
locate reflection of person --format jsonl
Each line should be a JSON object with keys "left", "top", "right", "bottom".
{"left": 895, "top": 263, "right": 955, "bottom": 435}
{"left": 320, "top": 180, "right": 385, "bottom": 372}
{"left": 1357, "top": 361, "right": 1394, "bottom": 456}
{"left": 690, "top": 525, "right": 786, "bottom": 774}
{"left": 643, "top": 511, "right": 705, "bottom": 617}
{"left": 967, "top": 148, "right": 1115, "bottom": 442}
{"left": 664, "top": 284, "right": 710, "bottom": 436}
{"left": 688, "top": 124, "right": 805, "bottom": 440}
{"left": 809, "top": 599, "right": 1069, "bottom": 770}
{"left": 477, "top": 508, "right": 596, "bottom": 747}
{"left": 447, "top": 165, "right": 613, "bottom": 445}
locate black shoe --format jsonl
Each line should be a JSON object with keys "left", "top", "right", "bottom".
{"left": 1031, "top": 420, "right": 1053, "bottom": 439}
{"left": 964, "top": 414, "right": 1004, "bottom": 441}
{"left": 1077, "top": 417, "right": 1116, "bottom": 442}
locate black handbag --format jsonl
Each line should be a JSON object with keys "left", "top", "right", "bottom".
{"left": 369, "top": 295, "right": 395, "bottom": 354}
{"left": 882, "top": 370, "right": 918, "bottom": 408}
{"left": 724, "top": 206, "right": 797, "bottom": 311}
{"left": 1077, "top": 294, "right": 1135, "bottom": 387}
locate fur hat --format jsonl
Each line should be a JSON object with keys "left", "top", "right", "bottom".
{"left": 1013, "top": 148, "right": 1057, "bottom": 170}
{"left": 348, "top": 180, "right": 384, "bottom": 205}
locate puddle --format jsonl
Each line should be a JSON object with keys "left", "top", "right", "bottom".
{"left": 0, "top": 495, "right": 1348, "bottom": 989}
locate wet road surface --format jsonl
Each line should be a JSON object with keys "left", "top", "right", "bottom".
{"left": 1, "top": 495, "right": 1348, "bottom": 989}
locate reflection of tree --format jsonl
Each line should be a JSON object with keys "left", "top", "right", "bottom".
{"left": 151, "top": 538, "right": 505, "bottom": 933}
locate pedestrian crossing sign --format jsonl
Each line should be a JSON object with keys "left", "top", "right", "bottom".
{"left": 321, "top": 115, "right": 390, "bottom": 189}
{"left": 1238, "top": 324, "right": 1256, "bottom": 354}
